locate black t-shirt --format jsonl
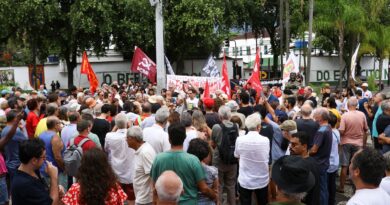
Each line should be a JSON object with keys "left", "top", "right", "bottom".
{"left": 303, "top": 157, "right": 321, "bottom": 205}
{"left": 91, "top": 118, "right": 111, "bottom": 148}
{"left": 377, "top": 114, "right": 390, "bottom": 134}
{"left": 312, "top": 125, "right": 333, "bottom": 170}
{"left": 205, "top": 112, "right": 221, "bottom": 129}
{"left": 295, "top": 119, "right": 319, "bottom": 149}
{"left": 11, "top": 170, "right": 52, "bottom": 205}
{"left": 237, "top": 106, "right": 254, "bottom": 117}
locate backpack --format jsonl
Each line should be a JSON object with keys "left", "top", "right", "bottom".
{"left": 63, "top": 138, "right": 90, "bottom": 177}
{"left": 218, "top": 123, "right": 239, "bottom": 164}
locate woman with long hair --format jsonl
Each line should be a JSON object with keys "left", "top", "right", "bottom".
{"left": 62, "top": 148, "right": 127, "bottom": 205}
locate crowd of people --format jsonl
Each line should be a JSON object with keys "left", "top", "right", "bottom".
{"left": 0, "top": 80, "right": 389, "bottom": 205}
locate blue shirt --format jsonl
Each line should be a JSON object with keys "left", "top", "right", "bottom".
{"left": 0, "top": 126, "right": 27, "bottom": 171}
{"left": 372, "top": 107, "right": 383, "bottom": 138}
{"left": 39, "top": 131, "right": 64, "bottom": 174}
{"left": 312, "top": 125, "right": 333, "bottom": 171}
{"left": 268, "top": 120, "right": 285, "bottom": 161}
{"left": 328, "top": 129, "right": 340, "bottom": 173}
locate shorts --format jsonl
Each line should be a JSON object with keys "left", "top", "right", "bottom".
{"left": 0, "top": 176, "right": 8, "bottom": 204}
{"left": 340, "top": 144, "right": 361, "bottom": 166}
{"left": 121, "top": 183, "right": 135, "bottom": 200}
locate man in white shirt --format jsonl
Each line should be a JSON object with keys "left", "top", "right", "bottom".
{"left": 180, "top": 112, "right": 198, "bottom": 152}
{"left": 347, "top": 148, "right": 390, "bottom": 205}
{"left": 186, "top": 88, "right": 199, "bottom": 110}
{"left": 126, "top": 126, "right": 156, "bottom": 205}
{"left": 361, "top": 83, "right": 372, "bottom": 99}
{"left": 234, "top": 113, "right": 270, "bottom": 205}
{"left": 104, "top": 113, "right": 135, "bottom": 203}
{"left": 143, "top": 107, "right": 171, "bottom": 153}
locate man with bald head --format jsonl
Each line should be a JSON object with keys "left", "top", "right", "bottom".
{"left": 338, "top": 97, "right": 368, "bottom": 193}
{"left": 155, "top": 171, "right": 184, "bottom": 205}
{"left": 295, "top": 104, "right": 319, "bottom": 149}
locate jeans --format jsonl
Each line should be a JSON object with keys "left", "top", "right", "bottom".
{"left": 0, "top": 176, "right": 8, "bottom": 204}
{"left": 319, "top": 169, "right": 329, "bottom": 205}
{"left": 217, "top": 163, "right": 237, "bottom": 205}
{"left": 238, "top": 184, "right": 268, "bottom": 205}
{"left": 327, "top": 171, "right": 337, "bottom": 205}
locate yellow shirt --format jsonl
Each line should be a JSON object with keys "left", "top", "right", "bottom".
{"left": 329, "top": 108, "right": 341, "bottom": 128}
{"left": 34, "top": 118, "right": 47, "bottom": 138}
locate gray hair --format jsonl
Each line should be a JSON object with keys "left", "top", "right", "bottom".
{"left": 245, "top": 113, "right": 261, "bottom": 131}
{"left": 218, "top": 105, "right": 231, "bottom": 120}
{"left": 127, "top": 126, "right": 143, "bottom": 141}
{"left": 384, "top": 152, "right": 390, "bottom": 171}
{"left": 280, "top": 190, "right": 307, "bottom": 201}
{"left": 180, "top": 112, "right": 192, "bottom": 127}
{"left": 155, "top": 171, "right": 183, "bottom": 202}
{"left": 347, "top": 97, "right": 358, "bottom": 108}
{"left": 115, "top": 113, "right": 128, "bottom": 129}
{"left": 313, "top": 107, "right": 330, "bottom": 121}
{"left": 381, "top": 100, "right": 390, "bottom": 112}
{"left": 155, "top": 107, "right": 170, "bottom": 124}
{"left": 226, "top": 100, "right": 239, "bottom": 112}
{"left": 300, "top": 104, "right": 313, "bottom": 117}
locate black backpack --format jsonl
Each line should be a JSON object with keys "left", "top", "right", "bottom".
{"left": 218, "top": 123, "right": 239, "bottom": 164}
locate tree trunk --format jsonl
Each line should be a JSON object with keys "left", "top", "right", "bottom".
{"left": 279, "top": 0, "right": 284, "bottom": 77}
{"left": 285, "top": 0, "right": 290, "bottom": 58}
{"left": 66, "top": 48, "right": 77, "bottom": 89}
{"left": 338, "top": 28, "right": 344, "bottom": 89}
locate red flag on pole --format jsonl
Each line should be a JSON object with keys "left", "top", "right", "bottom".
{"left": 203, "top": 80, "right": 210, "bottom": 99}
{"left": 131, "top": 47, "right": 157, "bottom": 83}
{"left": 80, "top": 51, "right": 99, "bottom": 94}
{"left": 246, "top": 48, "right": 263, "bottom": 95}
{"left": 221, "top": 54, "right": 231, "bottom": 99}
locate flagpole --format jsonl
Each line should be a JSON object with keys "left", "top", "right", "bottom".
{"left": 155, "top": 1, "right": 166, "bottom": 94}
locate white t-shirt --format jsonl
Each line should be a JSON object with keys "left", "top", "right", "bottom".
{"left": 133, "top": 142, "right": 156, "bottom": 204}
{"left": 104, "top": 129, "right": 135, "bottom": 184}
{"left": 183, "top": 129, "right": 198, "bottom": 152}
{"left": 363, "top": 90, "right": 372, "bottom": 99}
{"left": 143, "top": 124, "right": 171, "bottom": 154}
{"left": 186, "top": 98, "right": 199, "bottom": 109}
{"left": 347, "top": 187, "right": 390, "bottom": 205}
{"left": 234, "top": 131, "right": 270, "bottom": 189}
{"left": 380, "top": 176, "right": 390, "bottom": 195}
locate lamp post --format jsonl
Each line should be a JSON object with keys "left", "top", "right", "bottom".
{"left": 150, "top": 0, "right": 166, "bottom": 94}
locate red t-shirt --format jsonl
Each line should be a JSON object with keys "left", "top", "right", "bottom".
{"left": 71, "top": 135, "right": 96, "bottom": 153}
{"left": 26, "top": 111, "right": 40, "bottom": 139}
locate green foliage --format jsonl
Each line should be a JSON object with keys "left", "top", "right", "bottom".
{"left": 367, "top": 74, "right": 378, "bottom": 92}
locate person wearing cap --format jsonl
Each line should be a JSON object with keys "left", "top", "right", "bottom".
{"left": 361, "top": 82, "right": 372, "bottom": 99}
{"left": 309, "top": 107, "right": 333, "bottom": 205}
{"left": 235, "top": 113, "right": 270, "bottom": 205}
{"left": 226, "top": 100, "right": 245, "bottom": 130}
{"left": 280, "top": 120, "right": 297, "bottom": 155}
{"left": 0, "top": 90, "right": 10, "bottom": 105}
{"left": 289, "top": 131, "right": 321, "bottom": 205}
{"left": 204, "top": 98, "right": 221, "bottom": 129}
{"left": 347, "top": 148, "right": 390, "bottom": 205}
{"left": 270, "top": 155, "right": 315, "bottom": 205}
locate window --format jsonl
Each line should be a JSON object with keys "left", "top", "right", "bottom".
{"left": 246, "top": 46, "right": 251, "bottom": 55}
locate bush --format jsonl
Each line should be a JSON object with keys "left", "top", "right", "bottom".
{"left": 367, "top": 74, "right": 378, "bottom": 92}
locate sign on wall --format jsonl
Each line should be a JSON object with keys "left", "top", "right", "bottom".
{"left": 0, "top": 69, "right": 14, "bottom": 85}
{"left": 28, "top": 65, "right": 45, "bottom": 89}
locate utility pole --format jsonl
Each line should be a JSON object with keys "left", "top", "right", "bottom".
{"left": 285, "top": 0, "right": 290, "bottom": 58}
{"left": 154, "top": 0, "right": 165, "bottom": 94}
{"left": 306, "top": 0, "right": 314, "bottom": 86}
{"left": 279, "top": 0, "right": 284, "bottom": 75}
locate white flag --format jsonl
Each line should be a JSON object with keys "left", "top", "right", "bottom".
{"left": 165, "top": 56, "right": 175, "bottom": 75}
{"left": 351, "top": 43, "right": 360, "bottom": 82}
{"left": 201, "top": 55, "right": 220, "bottom": 77}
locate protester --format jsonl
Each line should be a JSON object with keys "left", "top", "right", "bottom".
{"left": 155, "top": 171, "right": 184, "bottom": 205}
{"left": 126, "top": 126, "right": 156, "bottom": 205}
{"left": 295, "top": 104, "right": 319, "bottom": 148}
{"left": 347, "top": 148, "right": 390, "bottom": 205}
{"left": 235, "top": 113, "right": 270, "bottom": 205}
{"left": 91, "top": 104, "right": 111, "bottom": 148}
{"left": 62, "top": 148, "right": 127, "bottom": 204}
{"left": 151, "top": 123, "right": 217, "bottom": 204}
{"left": 11, "top": 138, "right": 62, "bottom": 205}
{"left": 104, "top": 113, "right": 135, "bottom": 204}
{"left": 143, "top": 107, "right": 171, "bottom": 153}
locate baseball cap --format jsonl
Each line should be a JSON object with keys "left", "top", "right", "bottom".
{"left": 280, "top": 120, "right": 297, "bottom": 133}
{"left": 362, "top": 82, "right": 368, "bottom": 87}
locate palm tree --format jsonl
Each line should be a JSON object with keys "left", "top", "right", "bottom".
{"left": 361, "top": 24, "right": 390, "bottom": 88}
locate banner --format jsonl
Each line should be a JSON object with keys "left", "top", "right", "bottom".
{"left": 167, "top": 75, "right": 222, "bottom": 94}
{"left": 246, "top": 48, "right": 263, "bottom": 95}
{"left": 201, "top": 55, "right": 220, "bottom": 77}
{"left": 80, "top": 51, "right": 99, "bottom": 94}
{"left": 28, "top": 65, "right": 45, "bottom": 89}
{"left": 0, "top": 69, "right": 14, "bottom": 85}
{"left": 131, "top": 47, "right": 157, "bottom": 83}
{"left": 351, "top": 43, "right": 360, "bottom": 82}
{"left": 282, "top": 54, "right": 302, "bottom": 88}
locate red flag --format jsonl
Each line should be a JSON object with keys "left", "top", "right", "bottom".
{"left": 246, "top": 48, "right": 263, "bottom": 95}
{"left": 131, "top": 47, "right": 157, "bottom": 83}
{"left": 221, "top": 54, "right": 231, "bottom": 99}
{"left": 80, "top": 51, "right": 99, "bottom": 94}
{"left": 203, "top": 80, "right": 210, "bottom": 99}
